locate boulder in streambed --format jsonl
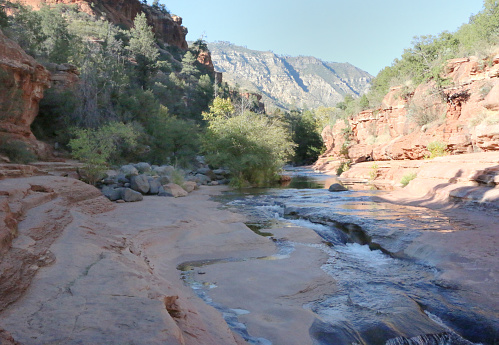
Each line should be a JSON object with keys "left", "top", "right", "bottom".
{"left": 182, "top": 181, "right": 198, "bottom": 193}
{"left": 122, "top": 188, "right": 143, "bottom": 202}
{"left": 101, "top": 186, "right": 123, "bottom": 201}
{"left": 120, "top": 164, "right": 139, "bottom": 177}
{"left": 328, "top": 183, "right": 348, "bottom": 192}
{"left": 134, "top": 162, "right": 151, "bottom": 174}
{"left": 131, "top": 174, "right": 150, "bottom": 194}
{"left": 196, "top": 168, "right": 217, "bottom": 180}
{"left": 148, "top": 177, "right": 162, "bottom": 195}
{"left": 163, "top": 183, "right": 188, "bottom": 197}
{"left": 192, "top": 173, "right": 211, "bottom": 185}
{"left": 152, "top": 165, "right": 175, "bottom": 176}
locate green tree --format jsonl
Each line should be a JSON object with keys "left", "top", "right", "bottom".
{"left": 38, "top": 6, "right": 75, "bottom": 63}
{"left": 69, "top": 122, "right": 139, "bottom": 185}
{"left": 0, "top": 3, "right": 8, "bottom": 28}
{"left": 144, "top": 105, "right": 200, "bottom": 166}
{"left": 5, "top": 4, "right": 46, "bottom": 57}
{"left": 359, "top": 94, "right": 370, "bottom": 110}
{"left": 202, "top": 97, "right": 234, "bottom": 120}
{"left": 456, "top": 0, "right": 499, "bottom": 53}
{"left": 288, "top": 110, "right": 324, "bottom": 164}
{"left": 127, "top": 12, "right": 159, "bottom": 87}
{"left": 6, "top": 4, "right": 76, "bottom": 63}
{"left": 202, "top": 97, "right": 294, "bottom": 187}
{"left": 180, "top": 51, "right": 200, "bottom": 79}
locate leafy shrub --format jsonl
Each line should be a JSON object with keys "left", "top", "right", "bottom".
{"left": 0, "top": 140, "right": 37, "bottom": 163}
{"left": 339, "top": 141, "right": 350, "bottom": 158}
{"left": 426, "top": 140, "right": 447, "bottom": 159}
{"left": 480, "top": 82, "right": 493, "bottom": 98}
{"left": 68, "top": 122, "right": 139, "bottom": 185}
{"left": 369, "top": 163, "right": 379, "bottom": 180}
{"left": 202, "top": 97, "right": 295, "bottom": 187}
{"left": 170, "top": 169, "right": 185, "bottom": 187}
{"left": 143, "top": 105, "right": 200, "bottom": 166}
{"left": 400, "top": 172, "right": 417, "bottom": 187}
{"left": 287, "top": 110, "right": 325, "bottom": 165}
{"left": 407, "top": 89, "right": 445, "bottom": 127}
{"left": 336, "top": 160, "right": 351, "bottom": 176}
{"left": 0, "top": 4, "right": 8, "bottom": 28}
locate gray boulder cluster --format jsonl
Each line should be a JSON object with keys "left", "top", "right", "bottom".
{"left": 186, "top": 155, "right": 231, "bottom": 186}
{"left": 99, "top": 158, "right": 231, "bottom": 202}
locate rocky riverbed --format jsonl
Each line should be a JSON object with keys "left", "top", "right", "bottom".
{"left": 0, "top": 156, "right": 498, "bottom": 344}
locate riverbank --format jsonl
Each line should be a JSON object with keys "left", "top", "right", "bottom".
{"left": 0, "top": 174, "right": 335, "bottom": 345}
{"left": 374, "top": 186, "right": 499, "bottom": 317}
{"left": 0, "top": 163, "right": 498, "bottom": 344}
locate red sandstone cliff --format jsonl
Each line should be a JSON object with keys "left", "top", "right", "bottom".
{"left": 315, "top": 54, "right": 499, "bottom": 172}
{"left": 8, "top": 0, "right": 188, "bottom": 50}
{"left": 0, "top": 28, "right": 52, "bottom": 158}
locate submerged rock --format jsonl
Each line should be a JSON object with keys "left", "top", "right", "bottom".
{"left": 328, "top": 183, "right": 348, "bottom": 192}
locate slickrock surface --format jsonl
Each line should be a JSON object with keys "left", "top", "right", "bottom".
{"left": 0, "top": 176, "right": 249, "bottom": 344}
{"left": 0, "top": 174, "right": 333, "bottom": 345}
{"left": 1, "top": 161, "right": 498, "bottom": 344}
{"left": 339, "top": 152, "right": 499, "bottom": 206}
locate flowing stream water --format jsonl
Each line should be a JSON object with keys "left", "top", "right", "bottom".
{"left": 178, "top": 168, "right": 498, "bottom": 345}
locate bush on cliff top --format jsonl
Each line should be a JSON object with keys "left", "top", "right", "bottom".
{"left": 369, "top": 0, "right": 499, "bottom": 103}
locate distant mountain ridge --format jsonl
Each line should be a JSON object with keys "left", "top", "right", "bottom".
{"left": 207, "top": 41, "right": 373, "bottom": 110}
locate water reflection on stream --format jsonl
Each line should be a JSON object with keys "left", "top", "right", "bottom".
{"left": 179, "top": 168, "right": 497, "bottom": 345}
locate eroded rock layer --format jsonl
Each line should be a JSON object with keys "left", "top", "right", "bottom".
{"left": 8, "top": 0, "right": 188, "bottom": 49}
{"left": 315, "top": 55, "right": 499, "bottom": 170}
{"left": 0, "top": 174, "right": 251, "bottom": 345}
{"left": 0, "top": 29, "right": 52, "bottom": 158}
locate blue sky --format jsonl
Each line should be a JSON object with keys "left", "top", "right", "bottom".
{"left": 163, "top": 0, "right": 484, "bottom": 76}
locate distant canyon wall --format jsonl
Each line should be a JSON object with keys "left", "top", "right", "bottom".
{"left": 315, "top": 55, "right": 499, "bottom": 171}
{"left": 208, "top": 42, "right": 372, "bottom": 111}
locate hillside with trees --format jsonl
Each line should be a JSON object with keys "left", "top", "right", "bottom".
{"left": 314, "top": 0, "right": 499, "bottom": 177}
{"left": 0, "top": 0, "right": 329, "bottom": 185}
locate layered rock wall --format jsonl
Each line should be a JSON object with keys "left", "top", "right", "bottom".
{"left": 315, "top": 55, "right": 499, "bottom": 171}
{"left": 8, "top": 0, "right": 188, "bottom": 49}
{"left": 0, "top": 29, "right": 52, "bottom": 158}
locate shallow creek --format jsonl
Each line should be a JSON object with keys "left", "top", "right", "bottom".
{"left": 178, "top": 168, "right": 498, "bottom": 345}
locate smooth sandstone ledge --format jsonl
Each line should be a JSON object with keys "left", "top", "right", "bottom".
{"left": 0, "top": 176, "right": 333, "bottom": 345}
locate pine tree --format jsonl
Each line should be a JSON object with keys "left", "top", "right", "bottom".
{"left": 128, "top": 12, "right": 159, "bottom": 87}
{"left": 128, "top": 12, "right": 158, "bottom": 62}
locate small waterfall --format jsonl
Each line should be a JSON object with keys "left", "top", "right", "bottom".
{"left": 386, "top": 332, "right": 477, "bottom": 345}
